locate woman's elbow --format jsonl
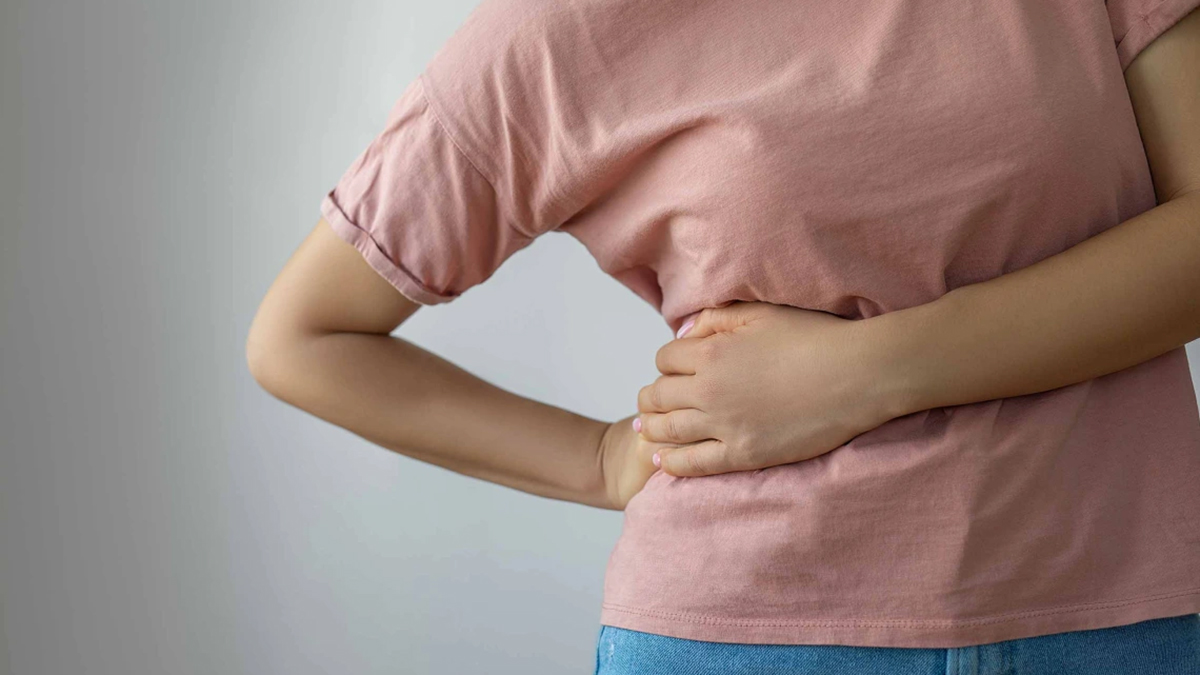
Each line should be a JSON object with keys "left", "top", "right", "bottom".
{"left": 245, "top": 310, "right": 302, "bottom": 399}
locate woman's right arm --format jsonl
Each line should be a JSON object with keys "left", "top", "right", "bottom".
{"left": 245, "top": 217, "right": 624, "bottom": 510}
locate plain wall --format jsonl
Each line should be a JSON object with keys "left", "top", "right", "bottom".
{"left": 0, "top": 1, "right": 668, "bottom": 673}
{"left": 2, "top": 1, "right": 1198, "bottom": 674}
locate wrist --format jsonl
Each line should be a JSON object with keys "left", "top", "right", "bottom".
{"left": 586, "top": 418, "right": 622, "bottom": 511}
{"left": 852, "top": 299, "right": 942, "bottom": 423}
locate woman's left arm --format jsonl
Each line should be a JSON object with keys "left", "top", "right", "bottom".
{"left": 636, "top": 9, "right": 1200, "bottom": 476}
{"left": 875, "top": 8, "right": 1200, "bottom": 417}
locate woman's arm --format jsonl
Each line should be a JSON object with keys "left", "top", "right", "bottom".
{"left": 635, "top": 9, "right": 1200, "bottom": 476}
{"left": 871, "top": 8, "right": 1200, "bottom": 419}
{"left": 246, "top": 218, "right": 616, "bottom": 509}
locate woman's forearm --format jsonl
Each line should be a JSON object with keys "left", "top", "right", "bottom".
{"left": 252, "top": 330, "right": 613, "bottom": 509}
{"left": 867, "top": 189, "right": 1200, "bottom": 419}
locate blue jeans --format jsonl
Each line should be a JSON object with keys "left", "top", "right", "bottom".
{"left": 594, "top": 614, "right": 1200, "bottom": 674}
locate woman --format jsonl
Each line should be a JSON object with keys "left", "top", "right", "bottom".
{"left": 247, "top": 0, "right": 1200, "bottom": 672}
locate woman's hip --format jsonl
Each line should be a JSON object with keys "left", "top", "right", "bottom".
{"left": 594, "top": 613, "right": 1200, "bottom": 675}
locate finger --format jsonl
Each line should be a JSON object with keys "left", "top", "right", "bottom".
{"left": 654, "top": 338, "right": 710, "bottom": 375}
{"left": 637, "top": 375, "right": 703, "bottom": 414}
{"left": 638, "top": 408, "right": 711, "bottom": 445}
{"left": 656, "top": 439, "right": 738, "bottom": 477}
{"left": 635, "top": 434, "right": 678, "bottom": 467}
{"left": 671, "top": 310, "right": 702, "bottom": 340}
{"left": 675, "top": 302, "right": 755, "bottom": 340}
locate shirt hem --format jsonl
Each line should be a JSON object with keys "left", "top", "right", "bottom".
{"left": 319, "top": 192, "right": 458, "bottom": 306}
{"left": 599, "top": 588, "right": 1200, "bottom": 648}
{"left": 1116, "top": 0, "right": 1200, "bottom": 71}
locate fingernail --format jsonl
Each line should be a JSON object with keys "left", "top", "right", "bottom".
{"left": 652, "top": 452, "right": 661, "bottom": 468}
{"left": 632, "top": 417, "right": 642, "bottom": 433}
{"left": 676, "top": 318, "right": 695, "bottom": 339}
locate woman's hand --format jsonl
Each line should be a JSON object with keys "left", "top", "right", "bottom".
{"left": 634, "top": 301, "right": 903, "bottom": 477}
{"left": 597, "top": 413, "right": 676, "bottom": 510}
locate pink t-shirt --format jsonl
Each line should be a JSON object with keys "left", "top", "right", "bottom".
{"left": 321, "top": 0, "right": 1200, "bottom": 647}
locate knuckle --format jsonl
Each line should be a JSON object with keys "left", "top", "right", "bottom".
{"left": 731, "top": 431, "right": 767, "bottom": 466}
{"left": 637, "top": 384, "right": 652, "bottom": 411}
{"left": 685, "top": 446, "right": 707, "bottom": 474}
{"left": 649, "top": 382, "right": 664, "bottom": 410}
{"left": 696, "top": 338, "right": 721, "bottom": 363}
{"left": 647, "top": 414, "right": 668, "bottom": 440}
{"left": 728, "top": 438, "right": 758, "bottom": 466}
{"left": 654, "top": 344, "right": 670, "bottom": 372}
{"left": 664, "top": 413, "right": 681, "bottom": 441}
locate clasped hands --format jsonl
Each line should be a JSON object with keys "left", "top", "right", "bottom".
{"left": 598, "top": 299, "right": 914, "bottom": 509}
{"left": 634, "top": 300, "right": 905, "bottom": 477}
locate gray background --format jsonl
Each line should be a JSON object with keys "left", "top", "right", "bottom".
{"left": 1, "top": 1, "right": 666, "bottom": 673}
{"left": 2, "top": 1, "right": 1198, "bottom": 674}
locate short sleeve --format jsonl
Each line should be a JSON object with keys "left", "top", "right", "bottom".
{"left": 321, "top": 0, "right": 591, "bottom": 305}
{"left": 1106, "top": 0, "right": 1200, "bottom": 71}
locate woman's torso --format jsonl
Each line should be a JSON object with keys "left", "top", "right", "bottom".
{"left": 506, "top": 0, "right": 1200, "bottom": 647}
{"left": 405, "top": 0, "right": 1200, "bottom": 647}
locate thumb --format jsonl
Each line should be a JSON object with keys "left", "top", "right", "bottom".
{"left": 675, "top": 301, "right": 752, "bottom": 340}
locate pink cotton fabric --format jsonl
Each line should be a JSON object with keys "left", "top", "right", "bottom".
{"left": 321, "top": 0, "right": 1200, "bottom": 648}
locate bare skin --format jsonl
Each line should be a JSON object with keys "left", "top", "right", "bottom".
{"left": 247, "top": 8, "right": 1200, "bottom": 509}
{"left": 245, "top": 218, "right": 675, "bottom": 511}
